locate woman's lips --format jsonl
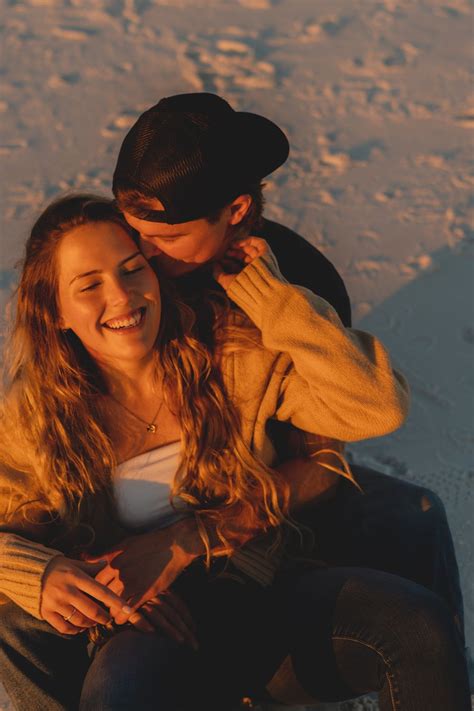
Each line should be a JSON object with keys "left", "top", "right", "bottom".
{"left": 102, "top": 307, "right": 145, "bottom": 331}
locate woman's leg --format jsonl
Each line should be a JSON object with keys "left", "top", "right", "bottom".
{"left": 0, "top": 601, "right": 89, "bottom": 711}
{"left": 271, "top": 566, "right": 471, "bottom": 710}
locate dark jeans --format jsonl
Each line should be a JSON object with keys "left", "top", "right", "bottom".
{"left": 0, "top": 469, "right": 469, "bottom": 710}
{"left": 305, "top": 465, "right": 465, "bottom": 640}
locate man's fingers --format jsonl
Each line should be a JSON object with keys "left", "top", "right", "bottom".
{"left": 95, "top": 566, "right": 117, "bottom": 587}
{"left": 128, "top": 610, "right": 155, "bottom": 634}
{"left": 142, "top": 603, "right": 197, "bottom": 649}
{"left": 146, "top": 596, "right": 198, "bottom": 649}
{"left": 159, "top": 592, "right": 197, "bottom": 635}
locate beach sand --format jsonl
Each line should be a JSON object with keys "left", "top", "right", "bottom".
{"left": 0, "top": 0, "right": 472, "bottom": 708}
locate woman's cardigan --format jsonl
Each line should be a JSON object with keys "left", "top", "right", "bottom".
{"left": 0, "top": 249, "right": 410, "bottom": 619}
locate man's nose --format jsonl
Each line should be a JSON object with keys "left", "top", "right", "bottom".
{"left": 139, "top": 235, "right": 162, "bottom": 258}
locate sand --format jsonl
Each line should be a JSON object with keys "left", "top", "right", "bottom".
{"left": 0, "top": 0, "right": 472, "bottom": 708}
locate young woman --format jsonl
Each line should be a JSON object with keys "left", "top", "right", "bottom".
{"left": 0, "top": 195, "right": 469, "bottom": 711}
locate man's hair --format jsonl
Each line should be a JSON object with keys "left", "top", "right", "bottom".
{"left": 114, "top": 181, "right": 266, "bottom": 237}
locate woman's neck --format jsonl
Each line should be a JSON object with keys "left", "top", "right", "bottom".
{"left": 101, "top": 356, "right": 160, "bottom": 404}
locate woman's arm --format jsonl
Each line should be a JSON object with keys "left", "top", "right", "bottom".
{"left": 0, "top": 531, "right": 131, "bottom": 633}
{"left": 220, "top": 239, "right": 410, "bottom": 441}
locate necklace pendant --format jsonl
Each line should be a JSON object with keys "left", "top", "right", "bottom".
{"left": 147, "top": 424, "right": 157, "bottom": 433}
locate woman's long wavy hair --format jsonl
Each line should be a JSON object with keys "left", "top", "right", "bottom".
{"left": 0, "top": 194, "right": 289, "bottom": 552}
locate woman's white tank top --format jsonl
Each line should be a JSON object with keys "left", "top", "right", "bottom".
{"left": 113, "top": 441, "right": 184, "bottom": 529}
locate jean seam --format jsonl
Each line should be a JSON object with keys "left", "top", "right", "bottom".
{"left": 332, "top": 634, "right": 399, "bottom": 710}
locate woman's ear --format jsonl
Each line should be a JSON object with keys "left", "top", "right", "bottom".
{"left": 58, "top": 316, "right": 69, "bottom": 333}
{"left": 228, "top": 194, "right": 252, "bottom": 226}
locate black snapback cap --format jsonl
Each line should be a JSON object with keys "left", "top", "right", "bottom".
{"left": 112, "top": 92, "right": 289, "bottom": 224}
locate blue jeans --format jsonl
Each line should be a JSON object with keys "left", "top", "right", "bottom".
{"left": 0, "top": 469, "right": 469, "bottom": 710}
{"left": 78, "top": 566, "right": 470, "bottom": 711}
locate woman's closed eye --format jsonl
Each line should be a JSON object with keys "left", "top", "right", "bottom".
{"left": 80, "top": 281, "right": 100, "bottom": 293}
{"left": 79, "top": 266, "right": 145, "bottom": 292}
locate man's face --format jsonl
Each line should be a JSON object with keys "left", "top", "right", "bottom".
{"left": 122, "top": 199, "right": 235, "bottom": 278}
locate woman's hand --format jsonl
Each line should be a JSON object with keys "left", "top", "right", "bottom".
{"left": 40, "top": 556, "right": 132, "bottom": 635}
{"left": 127, "top": 591, "right": 199, "bottom": 650}
{"left": 213, "top": 236, "right": 268, "bottom": 290}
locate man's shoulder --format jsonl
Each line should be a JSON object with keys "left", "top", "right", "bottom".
{"left": 256, "top": 218, "right": 352, "bottom": 326}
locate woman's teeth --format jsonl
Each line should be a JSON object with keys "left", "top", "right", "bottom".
{"left": 104, "top": 308, "right": 143, "bottom": 330}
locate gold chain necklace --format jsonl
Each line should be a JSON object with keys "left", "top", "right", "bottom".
{"left": 108, "top": 393, "right": 165, "bottom": 434}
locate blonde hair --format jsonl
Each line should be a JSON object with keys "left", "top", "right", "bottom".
{"left": 0, "top": 194, "right": 288, "bottom": 552}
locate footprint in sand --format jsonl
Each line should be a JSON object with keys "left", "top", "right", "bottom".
{"left": 179, "top": 30, "right": 279, "bottom": 93}
{"left": 51, "top": 26, "right": 98, "bottom": 41}
{"left": 101, "top": 110, "right": 139, "bottom": 138}
{"left": 320, "top": 15, "right": 353, "bottom": 37}
{"left": 236, "top": 0, "right": 273, "bottom": 9}
{"left": 0, "top": 139, "right": 28, "bottom": 155}
{"left": 47, "top": 72, "right": 81, "bottom": 89}
{"left": 453, "top": 110, "right": 474, "bottom": 128}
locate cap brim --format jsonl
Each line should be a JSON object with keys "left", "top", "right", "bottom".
{"left": 231, "top": 111, "right": 289, "bottom": 178}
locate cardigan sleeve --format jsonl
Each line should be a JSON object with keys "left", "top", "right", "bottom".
{"left": 0, "top": 532, "right": 62, "bottom": 618}
{"left": 226, "top": 247, "right": 410, "bottom": 442}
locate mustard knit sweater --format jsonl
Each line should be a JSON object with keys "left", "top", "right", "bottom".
{"left": 0, "top": 249, "right": 409, "bottom": 619}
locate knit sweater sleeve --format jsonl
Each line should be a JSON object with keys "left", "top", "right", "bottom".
{"left": 0, "top": 532, "right": 62, "bottom": 618}
{"left": 226, "top": 247, "right": 410, "bottom": 442}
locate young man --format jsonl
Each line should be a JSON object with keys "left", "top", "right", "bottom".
{"left": 107, "top": 92, "right": 466, "bottom": 702}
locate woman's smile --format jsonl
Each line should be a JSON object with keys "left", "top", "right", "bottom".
{"left": 102, "top": 306, "right": 146, "bottom": 332}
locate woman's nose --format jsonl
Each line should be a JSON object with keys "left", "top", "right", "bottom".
{"left": 107, "top": 278, "right": 131, "bottom": 306}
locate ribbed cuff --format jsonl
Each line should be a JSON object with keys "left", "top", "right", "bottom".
{"left": 0, "top": 533, "right": 61, "bottom": 618}
{"left": 226, "top": 252, "right": 288, "bottom": 330}
{"left": 231, "top": 536, "right": 282, "bottom": 587}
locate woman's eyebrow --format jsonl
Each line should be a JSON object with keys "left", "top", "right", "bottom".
{"left": 69, "top": 251, "right": 142, "bottom": 285}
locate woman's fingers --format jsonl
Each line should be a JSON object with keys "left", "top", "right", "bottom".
{"left": 74, "top": 569, "right": 132, "bottom": 618}
{"left": 45, "top": 611, "right": 84, "bottom": 636}
{"left": 235, "top": 236, "right": 267, "bottom": 256}
{"left": 67, "top": 591, "right": 116, "bottom": 626}
{"left": 57, "top": 604, "right": 97, "bottom": 629}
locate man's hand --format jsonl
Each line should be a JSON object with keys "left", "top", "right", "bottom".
{"left": 85, "top": 519, "right": 204, "bottom": 624}
{"left": 213, "top": 236, "right": 268, "bottom": 290}
{"left": 127, "top": 591, "right": 199, "bottom": 650}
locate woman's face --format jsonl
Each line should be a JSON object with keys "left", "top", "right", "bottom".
{"left": 57, "top": 221, "right": 161, "bottom": 370}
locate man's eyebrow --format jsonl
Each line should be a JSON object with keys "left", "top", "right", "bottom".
{"left": 69, "top": 251, "right": 142, "bottom": 285}
{"left": 145, "top": 232, "right": 188, "bottom": 238}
